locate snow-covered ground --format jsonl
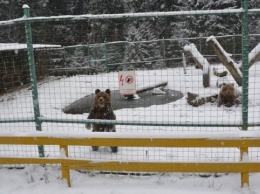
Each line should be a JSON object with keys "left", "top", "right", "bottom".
{"left": 0, "top": 165, "right": 259, "bottom": 194}
{"left": 0, "top": 62, "right": 260, "bottom": 194}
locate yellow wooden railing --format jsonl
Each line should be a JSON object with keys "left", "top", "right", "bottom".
{"left": 0, "top": 132, "right": 260, "bottom": 187}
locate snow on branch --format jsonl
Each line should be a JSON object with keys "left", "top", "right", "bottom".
{"left": 184, "top": 44, "right": 210, "bottom": 87}
{"left": 207, "top": 36, "right": 242, "bottom": 86}
{"left": 136, "top": 81, "right": 168, "bottom": 94}
{"left": 0, "top": 9, "right": 245, "bottom": 27}
{"left": 247, "top": 42, "right": 260, "bottom": 69}
{"left": 184, "top": 44, "right": 210, "bottom": 74}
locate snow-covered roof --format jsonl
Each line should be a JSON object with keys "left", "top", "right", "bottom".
{"left": 0, "top": 43, "right": 61, "bottom": 52}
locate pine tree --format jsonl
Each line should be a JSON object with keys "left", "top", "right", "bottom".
{"left": 87, "top": 0, "right": 124, "bottom": 43}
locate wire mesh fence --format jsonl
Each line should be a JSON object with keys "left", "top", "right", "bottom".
{"left": 0, "top": 5, "right": 260, "bottom": 167}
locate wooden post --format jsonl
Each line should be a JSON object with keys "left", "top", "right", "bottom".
{"left": 240, "top": 147, "right": 249, "bottom": 188}
{"left": 184, "top": 44, "right": 210, "bottom": 87}
{"left": 60, "top": 145, "right": 71, "bottom": 187}
{"left": 207, "top": 36, "right": 242, "bottom": 86}
{"left": 184, "top": 48, "right": 203, "bottom": 70}
{"left": 182, "top": 53, "right": 187, "bottom": 74}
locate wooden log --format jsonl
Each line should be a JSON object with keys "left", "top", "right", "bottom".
{"left": 186, "top": 92, "right": 206, "bottom": 107}
{"left": 186, "top": 92, "right": 218, "bottom": 107}
{"left": 124, "top": 81, "right": 168, "bottom": 99}
{"left": 184, "top": 47, "right": 203, "bottom": 70}
{"left": 249, "top": 51, "right": 260, "bottom": 68}
{"left": 203, "top": 73, "right": 210, "bottom": 88}
{"left": 207, "top": 36, "right": 242, "bottom": 86}
{"left": 240, "top": 42, "right": 260, "bottom": 70}
{"left": 184, "top": 44, "right": 210, "bottom": 88}
{"left": 136, "top": 81, "right": 168, "bottom": 94}
{"left": 213, "top": 68, "right": 228, "bottom": 77}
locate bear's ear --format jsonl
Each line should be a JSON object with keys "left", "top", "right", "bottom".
{"left": 95, "top": 89, "right": 101, "bottom": 94}
{"left": 105, "top": 89, "right": 111, "bottom": 96}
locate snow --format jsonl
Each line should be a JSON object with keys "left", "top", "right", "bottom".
{"left": 207, "top": 36, "right": 233, "bottom": 63}
{"left": 1, "top": 62, "right": 260, "bottom": 193}
{"left": 206, "top": 36, "right": 241, "bottom": 71}
{"left": 0, "top": 8, "right": 247, "bottom": 27}
{"left": 184, "top": 43, "right": 210, "bottom": 75}
{"left": 248, "top": 42, "right": 260, "bottom": 62}
{"left": 1, "top": 5, "right": 260, "bottom": 193}
{"left": 0, "top": 43, "right": 61, "bottom": 52}
{"left": 152, "top": 88, "right": 166, "bottom": 95}
{"left": 0, "top": 166, "right": 258, "bottom": 194}
{"left": 22, "top": 4, "right": 30, "bottom": 9}
{"left": 137, "top": 82, "right": 167, "bottom": 91}
{"left": 60, "top": 148, "right": 67, "bottom": 158}
{"left": 2, "top": 130, "right": 260, "bottom": 139}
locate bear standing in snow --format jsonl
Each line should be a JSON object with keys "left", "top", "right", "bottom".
{"left": 86, "top": 89, "right": 117, "bottom": 152}
{"left": 216, "top": 83, "right": 241, "bottom": 107}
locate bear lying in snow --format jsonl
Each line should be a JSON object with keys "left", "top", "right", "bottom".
{"left": 186, "top": 83, "right": 242, "bottom": 108}
{"left": 86, "top": 89, "right": 117, "bottom": 152}
{"left": 216, "top": 83, "right": 241, "bottom": 107}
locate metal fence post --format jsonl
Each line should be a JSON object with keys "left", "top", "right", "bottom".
{"left": 241, "top": 0, "right": 249, "bottom": 132}
{"left": 23, "top": 4, "right": 45, "bottom": 157}
{"left": 241, "top": 0, "right": 249, "bottom": 188}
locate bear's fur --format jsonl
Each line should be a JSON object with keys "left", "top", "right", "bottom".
{"left": 216, "top": 83, "right": 241, "bottom": 107}
{"left": 86, "top": 89, "right": 117, "bottom": 152}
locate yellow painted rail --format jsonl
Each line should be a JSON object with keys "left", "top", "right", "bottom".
{"left": 0, "top": 132, "right": 260, "bottom": 188}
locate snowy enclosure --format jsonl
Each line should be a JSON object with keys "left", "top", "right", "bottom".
{"left": 0, "top": 4, "right": 260, "bottom": 190}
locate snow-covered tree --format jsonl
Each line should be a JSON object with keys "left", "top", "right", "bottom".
{"left": 87, "top": 0, "right": 124, "bottom": 44}
{"left": 1, "top": 0, "right": 260, "bottom": 70}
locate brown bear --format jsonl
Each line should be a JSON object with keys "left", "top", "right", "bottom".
{"left": 216, "top": 83, "right": 241, "bottom": 107}
{"left": 86, "top": 89, "right": 117, "bottom": 152}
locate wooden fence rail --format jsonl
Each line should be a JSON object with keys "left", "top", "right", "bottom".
{"left": 0, "top": 132, "right": 260, "bottom": 188}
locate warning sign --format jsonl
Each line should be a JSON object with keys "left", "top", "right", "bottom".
{"left": 118, "top": 70, "right": 136, "bottom": 95}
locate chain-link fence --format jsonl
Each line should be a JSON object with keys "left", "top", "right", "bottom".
{"left": 0, "top": 4, "right": 260, "bottom": 166}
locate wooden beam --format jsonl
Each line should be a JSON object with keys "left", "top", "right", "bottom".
{"left": 207, "top": 37, "right": 242, "bottom": 86}
{"left": 136, "top": 81, "right": 168, "bottom": 94}
{"left": 0, "top": 157, "right": 62, "bottom": 164}
{"left": 1, "top": 157, "right": 260, "bottom": 174}
{"left": 240, "top": 42, "right": 260, "bottom": 70}
{"left": 1, "top": 135, "right": 260, "bottom": 188}
{"left": 65, "top": 160, "right": 260, "bottom": 173}
{"left": 124, "top": 81, "right": 168, "bottom": 98}
{"left": 1, "top": 136, "right": 260, "bottom": 147}
{"left": 184, "top": 44, "right": 210, "bottom": 87}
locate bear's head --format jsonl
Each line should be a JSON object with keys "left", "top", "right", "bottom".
{"left": 220, "top": 83, "right": 235, "bottom": 97}
{"left": 94, "top": 89, "right": 111, "bottom": 108}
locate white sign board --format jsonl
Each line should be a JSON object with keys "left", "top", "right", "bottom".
{"left": 118, "top": 70, "right": 136, "bottom": 95}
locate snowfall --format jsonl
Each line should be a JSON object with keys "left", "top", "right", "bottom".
{"left": 1, "top": 54, "right": 260, "bottom": 194}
